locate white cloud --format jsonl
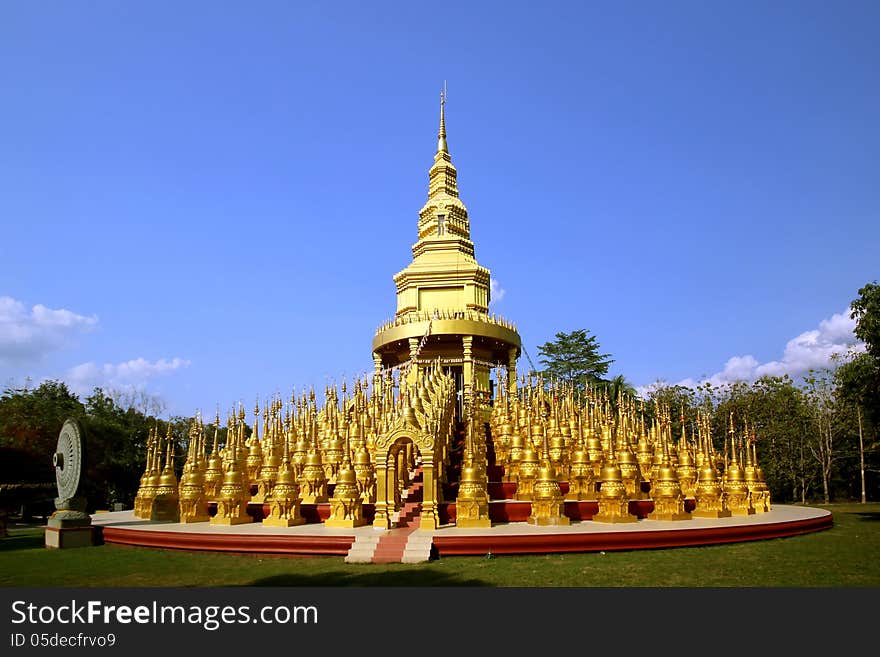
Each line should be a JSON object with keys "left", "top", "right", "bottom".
{"left": 65, "top": 357, "right": 191, "bottom": 396}
{"left": 0, "top": 296, "right": 97, "bottom": 362}
{"left": 490, "top": 278, "right": 506, "bottom": 304}
{"left": 635, "top": 382, "right": 664, "bottom": 400}
{"left": 672, "top": 308, "right": 862, "bottom": 389}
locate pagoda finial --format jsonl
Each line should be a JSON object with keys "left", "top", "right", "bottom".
{"left": 437, "top": 81, "right": 448, "bottom": 154}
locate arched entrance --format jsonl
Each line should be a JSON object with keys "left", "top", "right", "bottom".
{"left": 372, "top": 427, "right": 440, "bottom": 530}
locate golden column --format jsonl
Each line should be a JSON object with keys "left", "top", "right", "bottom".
{"left": 372, "top": 459, "right": 391, "bottom": 530}
{"left": 462, "top": 336, "right": 474, "bottom": 399}
{"left": 373, "top": 353, "right": 384, "bottom": 390}
{"left": 508, "top": 347, "right": 518, "bottom": 397}
{"left": 419, "top": 449, "right": 439, "bottom": 529}
{"left": 408, "top": 337, "right": 420, "bottom": 385}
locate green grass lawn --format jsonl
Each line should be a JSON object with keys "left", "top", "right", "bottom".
{"left": 2, "top": 503, "right": 878, "bottom": 587}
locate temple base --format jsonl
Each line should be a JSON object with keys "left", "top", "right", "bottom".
{"left": 324, "top": 517, "right": 368, "bottom": 528}
{"left": 647, "top": 511, "right": 692, "bottom": 521}
{"left": 262, "top": 516, "right": 306, "bottom": 527}
{"left": 592, "top": 513, "right": 638, "bottom": 523}
{"left": 456, "top": 517, "right": 492, "bottom": 528}
{"left": 209, "top": 515, "right": 252, "bottom": 526}
{"left": 692, "top": 509, "right": 732, "bottom": 519}
{"left": 527, "top": 515, "right": 570, "bottom": 526}
{"left": 150, "top": 496, "right": 180, "bottom": 522}
{"left": 180, "top": 514, "right": 211, "bottom": 524}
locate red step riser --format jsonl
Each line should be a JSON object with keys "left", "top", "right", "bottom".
{"left": 369, "top": 473, "right": 426, "bottom": 562}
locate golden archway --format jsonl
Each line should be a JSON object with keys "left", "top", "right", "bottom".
{"left": 372, "top": 425, "right": 441, "bottom": 529}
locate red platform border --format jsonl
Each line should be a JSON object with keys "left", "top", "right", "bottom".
{"left": 431, "top": 513, "right": 833, "bottom": 556}
{"left": 97, "top": 507, "right": 832, "bottom": 559}
{"left": 100, "top": 527, "right": 353, "bottom": 556}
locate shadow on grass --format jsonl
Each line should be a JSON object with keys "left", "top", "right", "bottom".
{"left": 855, "top": 512, "right": 880, "bottom": 522}
{"left": 246, "top": 568, "right": 492, "bottom": 587}
{"left": 0, "top": 529, "right": 44, "bottom": 552}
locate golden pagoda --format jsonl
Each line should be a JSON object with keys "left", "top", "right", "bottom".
{"left": 528, "top": 425, "right": 569, "bottom": 526}
{"left": 371, "top": 87, "right": 521, "bottom": 413}
{"left": 723, "top": 414, "right": 756, "bottom": 516}
{"left": 178, "top": 416, "right": 210, "bottom": 524}
{"left": 128, "top": 89, "right": 779, "bottom": 540}
{"left": 262, "top": 437, "right": 306, "bottom": 527}
{"left": 133, "top": 424, "right": 159, "bottom": 518}
{"left": 150, "top": 423, "right": 180, "bottom": 522}
{"left": 592, "top": 450, "right": 636, "bottom": 523}
{"left": 325, "top": 455, "right": 367, "bottom": 528}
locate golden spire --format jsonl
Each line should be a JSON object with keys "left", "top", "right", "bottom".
{"left": 164, "top": 422, "right": 174, "bottom": 471}
{"left": 437, "top": 81, "right": 448, "bottom": 154}
{"left": 425, "top": 83, "right": 460, "bottom": 203}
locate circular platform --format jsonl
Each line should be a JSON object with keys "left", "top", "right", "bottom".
{"left": 91, "top": 505, "right": 832, "bottom": 561}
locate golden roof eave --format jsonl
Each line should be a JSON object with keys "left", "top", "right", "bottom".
{"left": 373, "top": 317, "right": 521, "bottom": 354}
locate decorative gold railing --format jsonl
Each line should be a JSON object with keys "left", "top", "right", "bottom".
{"left": 375, "top": 309, "right": 517, "bottom": 335}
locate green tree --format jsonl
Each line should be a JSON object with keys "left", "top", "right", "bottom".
{"left": 0, "top": 380, "right": 86, "bottom": 481}
{"left": 598, "top": 374, "right": 637, "bottom": 411}
{"left": 679, "top": 376, "right": 816, "bottom": 504}
{"left": 643, "top": 382, "right": 697, "bottom": 443}
{"left": 0, "top": 382, "right": 179, "bottom": 513}
{"left": 0, "top": 381, "right": 87, "bottom": 518}
{"left": 81, "top": 389, "right": 154, "bottom": 510}
{"left": 842, "top": 282, "right": 880, "bottom": 429}
{"left": 834, "top": 350, "right": 878, "bottom": 503}
{"left": 536, "top": 329, "right": 613, "bottom": 390}
{"left": 851, "top": 280, "right": 880, "bottom": 358}
{"left": 803, "top": 370, "right": 844, "bottom": 504}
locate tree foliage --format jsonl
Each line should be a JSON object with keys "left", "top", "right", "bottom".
{"left": 0, "top": 382, "right": 183, "bottom": 513}
{"left": 838, "top": 281, "right": 880, "bottom": 431}
{"left": 537, "top": 329, "right": 613, "bottom": 389}
{"left": 0, "top": 381, "right": 85, "bottom": 483}
{"left": 851, "top": 280, "right": 880, "bottom": 358}
{"left": 644, "top": 371, "right": 877, "bottom": 504}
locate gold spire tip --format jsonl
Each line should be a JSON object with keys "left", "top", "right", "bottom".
{"left": 437, "top": 81, "right": 448, "bottom": 154}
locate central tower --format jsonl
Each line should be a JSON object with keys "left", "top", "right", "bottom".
{"left": 394, "top": 88, "right": 489, "bottom": 316}
{"left": 372, "top": 90, "right": 521, "bottom": 416}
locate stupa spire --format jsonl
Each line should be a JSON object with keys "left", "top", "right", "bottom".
{"left": 427, "top": 82, "right": 459, "bottom": 201}
{"left": 437, "top": 81, "right": 448, "bottom": 155}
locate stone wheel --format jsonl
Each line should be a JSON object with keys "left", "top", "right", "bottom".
{"left": 54, "top": 419, "right": 83, "bottom": 501}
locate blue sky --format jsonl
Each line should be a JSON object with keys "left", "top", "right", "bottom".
{"left": 1, "top": 1, "right": 877, "bottom": 416}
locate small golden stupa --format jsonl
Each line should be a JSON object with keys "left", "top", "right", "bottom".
{"left": 150, "top": 424, "right": 180, "bottom": 522}
{"left": 528, "top": 460, "right": 569, "bottom": 526}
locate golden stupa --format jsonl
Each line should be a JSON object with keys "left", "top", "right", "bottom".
{"left": 133, "top": 89, "right": 771, "bottom": 532}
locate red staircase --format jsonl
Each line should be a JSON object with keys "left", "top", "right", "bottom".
{"left": 371, "top": 467, "right": 424, "bottom": 564}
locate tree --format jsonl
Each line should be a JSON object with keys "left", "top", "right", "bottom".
{"left": 81, "top": 389, "right": 153, "bottom": 510}
{"left": 0, "top": 381, "right": 86, "bottom": 519}
{"left": 0, "top": 380, "right": 85, "bottom": 481}
{"left": 0, "top": 382, "right": 176, "bottom": 513}
{"left": 600, "top": 374, "right": 636, "bottom": 401}
{"left": 835, "top": 350, "right": 878, "bottom": 503}
{"left": 851, "top": 280, "right": 880, "bottom": 358}
{"left": 103, "top": 387, "right": 166, "bottom": 417}
{"left": 643, "top": 381, "right": 697, "bottom": 443}
{"left": 842, "top": 282, "right": 880, "bottom": 428}
{"left": 536, "top": 329, "right": 613, "bottom": 390}
{"left": 803, "top": 370, "right": 842, "bottom": 504}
